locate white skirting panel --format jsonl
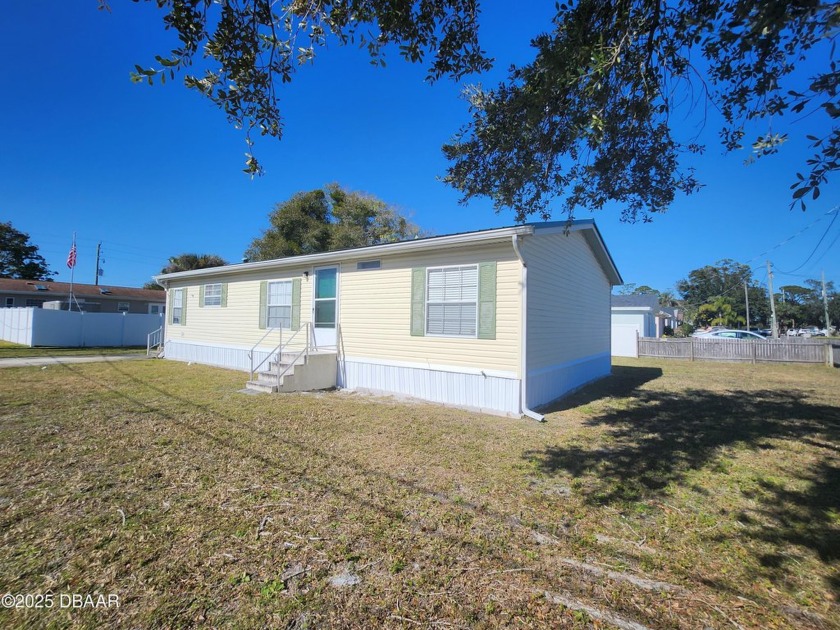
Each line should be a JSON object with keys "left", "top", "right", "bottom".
{"left": 527, "top": 352, "right": 611, "bottom": 409}
{"left": 338, "top": 358, "right": 521, "bottom": 417}
{"left": 165, "top": 340, "right": 273, "bottom": 373}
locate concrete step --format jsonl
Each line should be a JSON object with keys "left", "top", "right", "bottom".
{"left": 268, "top": 361, "right": 298, "bottom": 373}
{"left": 245, "top": 351, "right": 337, "bottom": 394}
{"left": 245, "top": 380, "right": 278, "bottom": 393}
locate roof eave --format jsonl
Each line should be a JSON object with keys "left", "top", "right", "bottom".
{"left": 154, "top": 225, "right": 535, "bottom": 283}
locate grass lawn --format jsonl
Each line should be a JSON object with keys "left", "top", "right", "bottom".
{"left": 0, "top": 340, "right": 145, "bottom": 359}
{"left": 0, "top": 357, "right": 837, "bottom": 628}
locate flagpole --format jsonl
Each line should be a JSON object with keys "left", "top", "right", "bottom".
{"left": 68, "top": 233, "right": 76, "bottom": 312}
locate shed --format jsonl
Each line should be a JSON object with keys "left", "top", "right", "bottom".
{"left": 155, "top": 220, "right": 622, "bottom": 418}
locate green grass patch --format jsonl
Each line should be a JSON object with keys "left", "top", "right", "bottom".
{"left": 0, "top": 340, "right": 145, "bottom": 358}
{"left": 0, "top": 358, "right": 837, "bottom": 628}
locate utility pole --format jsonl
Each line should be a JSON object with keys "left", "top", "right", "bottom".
{"left": 744, "top": 281, "right": 751, "bottom": 331}
{"left": 823, "top": 271, "right": 832, "bottom": 333}
{"left": 94, "top": 242, "right": 101, "bottom": 286}
{"left": 767, "top": 260, "right": 779, "bottom": 338}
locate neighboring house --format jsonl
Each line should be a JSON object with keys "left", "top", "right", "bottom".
{"left": 611, "top": 294, "right": 678, "bottom": 357}
{"left": 0, "top": 279, "right": 166, "bottom": 314}
{"left": 155, "top": 220, "right": 622, "bottom": 418}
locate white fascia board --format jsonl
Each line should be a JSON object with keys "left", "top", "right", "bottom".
{"left": 154, "top": 225, "right": 533, "bottom": 285}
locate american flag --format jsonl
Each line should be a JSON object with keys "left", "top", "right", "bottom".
{"left": 66, "top": 242, "right": 77, "bottom": 269}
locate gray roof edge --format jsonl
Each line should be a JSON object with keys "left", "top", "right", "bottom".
{"left": 154, "top": 224, "right": 535, "bottom": 284}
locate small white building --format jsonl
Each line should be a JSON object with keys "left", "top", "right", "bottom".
{"left": 611, "top": 294, "right": 677, "bottom": 357}
{"left": 155, "top": 220, "right": 622, "bottom": 418}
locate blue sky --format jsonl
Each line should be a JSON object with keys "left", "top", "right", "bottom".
{"left": 1, "top": 1, "right": 837, "bottom": 296}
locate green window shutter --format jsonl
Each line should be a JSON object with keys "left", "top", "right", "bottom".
{"left": 198, "top": 285, "right": 205, "bottom": 308}
{"left": 168, "top": 291, "right": 174, "bottom": 325}
{"left": 477, "top": 262, "right": 496, "bottom": 340}
{"left": 258, "top": 281, "right": 267, "bottom": 329}
{"left": 180, "top": 289, "right": 187, "bottom": 326}
{"left": 411, "top": 267, "right": 426, "bottom": 337}
{"left": 221, "top": 283, "right": 228, "bottom": 308}
{"left": 291, "top": 278, "right": 301, "bottom": 330}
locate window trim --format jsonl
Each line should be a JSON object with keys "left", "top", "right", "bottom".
{"left": 266, "top": 280, "right": 293, "bottom": 329}
{"left": 203, "top": 282, "right": 223, "bottom": 308}
{"left": 117, "top": 301, "right": 130, "bottom": 313}
{"left": 425, "top": 264, "right": 479, "bottom": 339}
{"left": 171, "top": 289, "right": 184, "bottom": 325}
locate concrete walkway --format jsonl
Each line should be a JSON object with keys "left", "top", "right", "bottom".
{"left": 0, "top": 354, "right": 148, "bottom": 368}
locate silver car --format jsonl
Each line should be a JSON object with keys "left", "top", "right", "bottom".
{"left": 694, "top": 329, "right": 767, "bottom": 340}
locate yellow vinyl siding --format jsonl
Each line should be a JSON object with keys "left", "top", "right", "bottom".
{"left": 524, "top": 230, "right": 611, "bottom": 371}
{"left": 165, "top": 269, "right": 313, "bottom": 350}
{"left": 163, "top": 242, "right": 521, "bottom": 375}
{"left": 338, "top": 243, "right": 521, "bottom": 375}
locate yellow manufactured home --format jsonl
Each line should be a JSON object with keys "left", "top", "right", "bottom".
{"left": 154, "top": 220, "right": 622, "bottom": 418}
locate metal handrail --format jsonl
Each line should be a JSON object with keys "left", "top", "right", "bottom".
{"left": 249, "top": 327, "right": 282, "bottom": 380}
{"left": 274, "top": 323, "right": 309, "bottom": 388}
{"left": 249, "top": 323, "right": 310, "bottom": 384}
{"left": 146, "top": 327, "right": 163, "bottom": 356}
{"left": 250, "top": 327, "right": 282, "bottom": 381}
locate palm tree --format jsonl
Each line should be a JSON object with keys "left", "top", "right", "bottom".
{"left": 161, "top": 253, "right": 227, "bottom": 274}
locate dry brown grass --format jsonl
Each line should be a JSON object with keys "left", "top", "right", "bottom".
{"left": 0, "top": 357, "right": 837, "bottom": 628}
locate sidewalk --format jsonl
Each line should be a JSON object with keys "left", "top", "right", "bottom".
{"left": 0, "top": 355, "right": 148, "bottom": 369}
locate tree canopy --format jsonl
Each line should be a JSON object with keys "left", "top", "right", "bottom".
{"left": 777, "top": 280, "right": 837, "bottom": 329}
{"left": 123, "top": 0, "right": 837, "bottom": 222}
{"left": 245, "top": 184, "right": 423, "bottom": 261}
{"left": 0, "top": 221, "right": 54, "bottom": 280}
{"left": 145, "top": 253, "right": 228, "bottom": 289}
{"left": 676, "top": 259, "right": 770, "bottom": 327}
{"left": 444, "top": 1, "right": 838, "bottom": 221}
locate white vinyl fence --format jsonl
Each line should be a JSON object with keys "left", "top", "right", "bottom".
{"left": 0, "top": 307, "right": 164, "bottom": 347}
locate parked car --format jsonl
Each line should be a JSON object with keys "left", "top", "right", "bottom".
{"left": 798, "top": 327, "right": 826, "bottom": 337}
{"left": 693, "top": 329, "right": 767, "bottom": 340}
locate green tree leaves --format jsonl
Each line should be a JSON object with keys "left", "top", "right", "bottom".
{"left": 131, "top": 0, "right": 491, "bottom": 176}
{"left": 160, "top": 253, "right": 228, "bottom": 274}
{"left": 245, "top": 184, "right": 424, "bottom": 261}
{"left": 0, "top": 221, "right": 54, "bottom": 280}
{"left": 444, "top": 0, "right": 838, "bottom": 221}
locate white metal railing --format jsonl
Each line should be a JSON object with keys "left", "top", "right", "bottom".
{"left": 146, "top": 327, "right": 163, "bottom": 357}
{"left": 249, "top": 327, "right": 280, "bottom": 379}
{"left": 249, "top": 323, "right": 311, "bottom": 386}
{"left": 273, "top": 323, "right": 311, "bottom": 388}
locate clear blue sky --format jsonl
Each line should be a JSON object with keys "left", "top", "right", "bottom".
{"left": 1, "top": 1, "right": 837, "bottom": 296}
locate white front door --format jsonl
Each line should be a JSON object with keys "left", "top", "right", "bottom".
{"left": 312, "top": 266, "right": 338, "bottom": 348}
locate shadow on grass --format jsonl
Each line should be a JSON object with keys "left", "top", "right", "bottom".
{"left": 539, "top": 365, "right": 664, "bottom": 414}
{"left": 525, "top": 379, "right": 840, "bottom": 589}
{"left": 735, "top": 461, "right": 840, "bottom": 591}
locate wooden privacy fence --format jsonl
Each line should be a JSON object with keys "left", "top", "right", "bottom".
{"left": 638, "top": 337, "right": 834, "bottom": 365}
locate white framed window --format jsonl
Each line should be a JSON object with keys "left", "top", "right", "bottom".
{"left": 149, "top": 304, "right": 164, "bottom": 315}
{"left": 426, "top": 265, "right": 478, "bottom": 337}
{"left": 356, "top": 260, "right": 381, "bottom": 270}
{"left": 117, "top": 301, "right": 130, "bottom": 312}
{"left": 267, "top": 281, "right": 292, "bottom": 329}
{"left": 4, "top": 297, "right": 13, "bottom": 307}
{"left": 172, "top": 289, "right": 184, "bottom": 324}
{"left": 203, "top": 283, "right": 222, "bottom": 307}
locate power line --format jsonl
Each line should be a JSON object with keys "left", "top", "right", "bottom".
{"left": 775, "top": 207, "right": 840, "bottom": 274}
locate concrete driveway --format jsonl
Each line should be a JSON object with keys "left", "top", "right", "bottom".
{"left": 0, "top": 355, "right": 148, "bottom": 368}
